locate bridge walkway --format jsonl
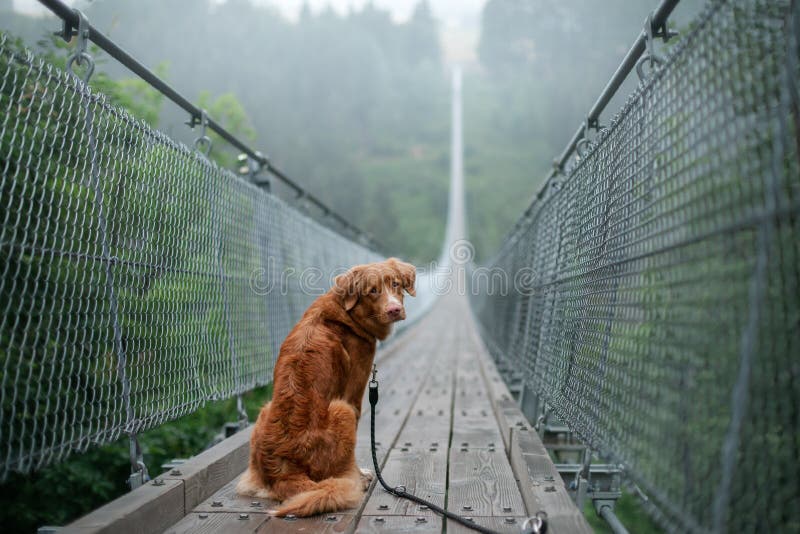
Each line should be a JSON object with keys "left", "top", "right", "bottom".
{"left": 156, "top": 295, "right": 591, "bottom": 534}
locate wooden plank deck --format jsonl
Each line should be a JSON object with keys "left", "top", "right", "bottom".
{"left": 159, "top": 295, "right": 591, "bottom": 534}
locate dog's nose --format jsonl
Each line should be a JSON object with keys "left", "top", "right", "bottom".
{"left": 386, "top": 304, "right": 402, "bottom": 317}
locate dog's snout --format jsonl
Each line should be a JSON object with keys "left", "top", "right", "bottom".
{"left": 386, "top": 304, "right": 403, "bottom": 317}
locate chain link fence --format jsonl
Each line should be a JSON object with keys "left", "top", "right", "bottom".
{"left": 0, "top": 33, "right": 386, "bottom": 480}
{"left": 472, "top": 0, "right": 799, "bottom": 532}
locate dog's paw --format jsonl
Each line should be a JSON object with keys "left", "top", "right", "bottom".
{"left": 359, "top": 468, "right": 374, "bottom": 489}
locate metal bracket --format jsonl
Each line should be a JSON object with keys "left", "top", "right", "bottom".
{"left": 650, "top": 11, "right": 679, "bottom": 44}
{"left": 128, "top": 435, "right": 150, "bottom": 490}
{"left": 188, "top": 109, "right": 212, "bottom": 156}
{"left": 65, "top": 9, "right": 94, "bottom": 83}
{"left": 238, "top": 151, "right": 269, "bottom": 190}
{"left": 237, "top": 394, "right": 248, "bottom": 428}
{"left": 637, "top": 11, "right": 678, "bottom": 83}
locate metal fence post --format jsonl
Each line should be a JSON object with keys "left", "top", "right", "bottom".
{"left": 69, "top": 10, "right": 148, "bottom": 489}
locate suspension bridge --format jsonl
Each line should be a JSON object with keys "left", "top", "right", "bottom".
{"left": 1, "top": 0, "right": 798, "bottom": 532}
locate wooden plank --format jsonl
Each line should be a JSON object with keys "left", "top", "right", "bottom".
{"left": 361, "top": 449, "right": 447, "bottom": 517}
{"left": 447, "top": 449, "right": 526, "bottom": 518}
{"left": 161, "top": 425, "right": 253, "bottom": 511}
{"left": 63, "top": 479, "right": 184, "bottom": 534}
{"left": 163, "top": 512, "right": 357, "bottom": 534}
{"left": 164, "top": 512, "right": 268, "bottom": 534}
{"left": 356, "top": 324, "right": 436, "bottom": 450}
{"left": 507, "top": 422, "right": 593, "bottom": 533}
{"left": 445, "top": 305, "right": 529, "bottom": 524}
{"left": 353, "top": 515, "right": 442, "bottom": 533}
{"left": 462, "top": 310, "right": 592, "bottom": 534}
{"left": 451, "top": 334, "right": 504, "bottom": 450}
{"left": 258, "top": 513, "right": 356, "bottom": 533}
{"left": 194, "top": 476, "right": 278, "bottom": 514}
{"left": 450, "top": 412, "right": 503, "bottom": 450}
{"left": 361, "top": 315, "right": 454, "bottom": 521}
{"left": 447, "top": 517, "right": 527, "bottom": 534}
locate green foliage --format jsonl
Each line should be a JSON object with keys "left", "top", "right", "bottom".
{"left": 0, "top": 385, "right": 272, "bottom": 533}
{"left": 40, "top": 0, "right": 451, "bottom": 261}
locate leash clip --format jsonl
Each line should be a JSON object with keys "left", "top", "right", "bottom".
{"left": 370, "top": 364, "right": 378, "bottom": 387}
{"left": 522, "top": 511, "right": 548, "bottom": 533}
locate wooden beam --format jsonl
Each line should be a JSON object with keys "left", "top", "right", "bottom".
{"left": 62, "top": 427, "right": 253, "bottom": 533}
{"left": 161, "top": 426, "right": 253, "bottom": 511}
{"left": 62, "top": 479, "right": 184, "bottom": 534}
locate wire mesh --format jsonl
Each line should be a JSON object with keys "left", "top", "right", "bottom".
{"left": 471, "top": 0, "right": 800, "bottom": 532}
{"left": 0, "top": 33, "right": 382, "bottom": 480}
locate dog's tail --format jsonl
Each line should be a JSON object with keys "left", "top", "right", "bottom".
{"left": 269, "top": 477, "right": 363, "bottom": 517}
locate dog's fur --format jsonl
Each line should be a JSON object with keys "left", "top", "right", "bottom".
{"left": 236, "top": 258, "right": 416, "bottom": 517}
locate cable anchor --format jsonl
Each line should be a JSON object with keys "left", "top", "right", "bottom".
{"left": 636, "top": 12, "right": 677, "bottom": 83}
{"left": 64, "top": 9, "right": 94, "bottom": 83}
{"left": 189, "top": 109, "right": 213, "bottom": 157}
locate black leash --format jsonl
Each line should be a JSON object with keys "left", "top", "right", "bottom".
{"left": 368, "top": 366, "right": 548, "bottom": 534}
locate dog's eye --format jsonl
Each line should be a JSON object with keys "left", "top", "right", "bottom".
{"left": 370, "top": 287, "right": 378, "bottom": 294}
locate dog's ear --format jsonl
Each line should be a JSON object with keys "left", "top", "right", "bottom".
{"left": 387, "top": 258, "right": 416, "bottom": 296}
{"left": 334, "top": 267, "right": 362, "bottom": 311}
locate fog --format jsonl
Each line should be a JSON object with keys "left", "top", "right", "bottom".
{"left": 1, "top": 0, "right": 704, "bottom": 261}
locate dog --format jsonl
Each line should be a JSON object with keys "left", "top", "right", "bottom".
{"left": 236, "top": 258, "right": 416, "bottom": 517}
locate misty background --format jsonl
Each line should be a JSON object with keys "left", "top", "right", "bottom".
{"left": 1, "top": 0, "right": 703, "bottom": 262}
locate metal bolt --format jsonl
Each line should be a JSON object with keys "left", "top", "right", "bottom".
{"left": 464, "top": 517, "right": 474, "bottom": 522}
{"left": 325, "top": 515, "right": 337, "bottom": 522}
{"left": 284, "top": 514, "right": 297, "bottom": 521}
{"left": 489, "top": 447, "right": 496, "bottom": 452}
{"left": 431, "top": 442, "right": 439, "bottom": 447}
{"left": 238, "top": 513, "right": 249, "bottom": 520}
{"left": 430, "top": 447, "right": 437, "bottom": 452}
{"left": 488, "top": 443, "right": 495, "bottom": 447}
{"left": 198, "top": 513, "right": 208, "bottom": 519}
{"left": 505, "top": 517, "right": 517, "bottom": 524}
{"left": 405, "top": 442, "right": 412, "bottom": 447}
{"left": 250, "top": 501, "right": 261, "bottom": 507}
{"left": 419, "top": 505, "right": 429, "bottom": 511}
{"left": 378, "top": 504, "right": 389, "bottom": 510}
{"left": 544, "top": 475, "right": 555, "bottom": 481}
{"left": 545, "top": 486, "right": 557, "bottom": 492}
{"left": 401, "top": 447, "right": 409, "bottom": 452}
{"left": 151, "top": 478, "right": 165, "bottom": 486}
{"left": 416, "top": 517, "right": 427, "bottom": 523}
{"left": 461, "top": 442, "right": 469, "bottom": 447}
{"left": 375, "top": 517, "right": 385, "bottom": 523}
{"left": 170, "top": 469, "right": 182, "bottom": 476}
{"left": 211, "top": 500, "right": 223, "bottom": 507}
{"left": 503, "top": 506, "right": 512, "bottom": 512}
{"left": 461, "top": 447, "right": 468, "bottom": 452}
{"left": 462, "top": 505, "right": 473, "bottom": 511}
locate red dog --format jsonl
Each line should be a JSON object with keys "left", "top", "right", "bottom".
{"left": 236, "top": 258, "right": 416, "bottom": 516}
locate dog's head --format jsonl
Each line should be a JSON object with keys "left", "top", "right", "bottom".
{"left": 334, "top": 258, "right": 416, "bottom": 339}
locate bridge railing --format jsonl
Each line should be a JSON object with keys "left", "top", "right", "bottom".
{"left": 471, "top": 0, "right": 799, "bottom": 532}
{"left": 0, "top": 26, "right": 388, "bottom": 484}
